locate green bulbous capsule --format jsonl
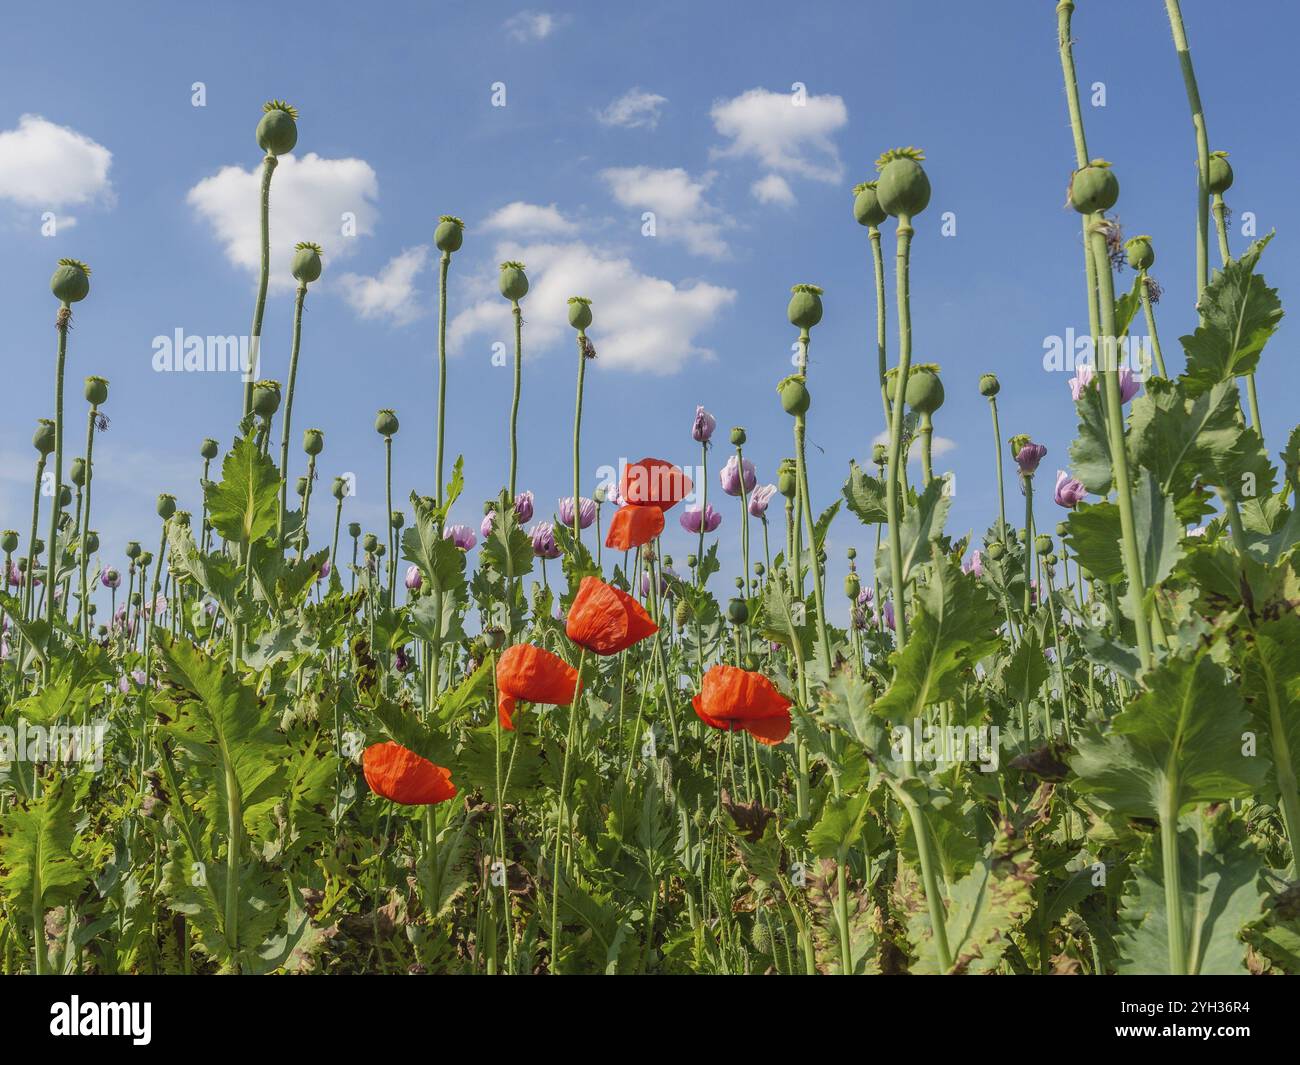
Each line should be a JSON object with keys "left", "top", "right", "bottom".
{"left": 905, "top": 369, "right": 945, "bottom": 414}
{"left": 1, "top": 530, "right": 17, "bottom": 553}
{"left": 373, "top": 543, "right": 385, "bottom": 559}
{"left": 291, "top": 241, "right": 323, "bottom": 284}
{"left": 362, "top": 533, "right": 379, "bottom": 553}
{"left": 84, "top": 530, "right": 100, "bottom": 553}
{"left": 567, "top": 296, "right": 593, "bottom": 331}
{"left": 778, "top": 459, "right": 798, "bottom": 499}
{"left": 778, "top": 375, "right": 810, "bottom": 416}
{"left": 33, "top": 419, "right": 55, "bottom": 455}
{"left": 742, "top": 653, "right": 760, "bottom": 672}
{"left": 852, "top": 181, "right": 887, "bottom": 227}
{"left": 347, "top": 522, "right": 361, "bottom": 538}
{"left": 674, "top": 599, "right": 691, "bottom": 628}
{"left": 84, "top": 375, "right": 109, "bottom": 406}
{"left": 435, "top": 215, "right": 464, "bottom": 254}
{"left": 1046, "top": 552, "right": 1058, "bottom": 565}
{"left": 986, "top": 540, "right": 1006, "bottom": 560}
{"left": 978, "top": 373, "right": 1000, "bottom": 398}
{"left": 871, "top": 443, "right": 888, "bottom": 467}
{"left": 730, "top": 426, "right": 747, "bottom": 447}
{"left": 875, "top": 148, "right": 931, "bottom": 217}
{"left": 727, "top": 597, "right": 749, "bottom": 624}
{"left": 1035, "top": 534, "right": 1053, "bottom": 556}
{"left": 200, "top": 438, "right": 220, "bottom": 461}
{"left": 499, "top": 261, "right": 529, "bottom": 302}
{"left": 844, "top": 572, "right": 861, "bottom": 600}
{"left": 1069, "top": 159, "right": 1119, "bottom": 214}
{"left": 58, "top": 485, "right": 72, "bottom": 508}
{"left": 787, "top": 284, "right": 823, "bottom": 331}
{"left": 296, "top": 476, "right": 309, "bottom": 497}
{"left": 70, "top": 458, "right": 86, "bottom": 487}
{"left": 1207, "top": 151, "right": 1233, "bottom": 195}
{"left": 1055, "top": 522, "right": 1068, "bottom": 538}
{"left": 390, "top": 510, "right": 404, "bottom": 530}
{"left": 157, "top": 494, "right": 177, "bottom": 520}
{"left": 1125, "top": 235, "right": 1155, "bottom": 271}
{"left": 332, "top": 476, "right": 348, "bottom": 500}
{"left": 257, "top": 100, "right": 299, "bottom": 156}
{"left": 375, "top": 408, "right": 399, "bottom": 437}
{"left": 50, "top": 258, "right": 91, "bottom": 303}
{"left": 251, "top": 379, "right": 281, "bottom": 417}
{"left": 125, "top": 541, "right": 141, "bottom": 560}
{"left": 302, "top": 428, "right": 324, "bottom": 456}
{"left": 484, "top": 626, "right": 506, "bottom": 651}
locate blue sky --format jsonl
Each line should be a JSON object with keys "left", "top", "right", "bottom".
{"left": 1, "top": 0, "right": 1296, "bottom": 616}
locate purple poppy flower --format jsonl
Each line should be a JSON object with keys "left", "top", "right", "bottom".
{"left": 481, "top": 510, "right": 496, "bottom": 539}
{"left": 857, "top": 586, "right": 873, "bottom": 607}
{"left": 150, "top": 595, "right": 166, "bottom": 616}
{"left": 558, "top": 497, "right": 596, "bottom": 530}
{"left": 529, "top": 521, "right": 560, "bottom": 560}
{"left": 405, "top": 565, "right": 423, "bottom": 591}
{"left": 748, "top": 483, "right": 777, "bottom": 519}
{"left": 514, "top": 491, "right": 535, "bottom": 523}
{"left": 100, "top": 566, "right": 120, "bottom": 589}
{"left": 679, "top": 504, "right": 722, "bottom": 534}
{"left": 444, "top": 524, "right": 477, "bottom": 551}
{"left": 1054, "top": 470, "right": 1087, "bottom": 509}
{"left": 1118, "top": 367, "right": 1141, "bottom": 403}
{"left": 394, "top": 646, "right": 411, "bottom": 673}
{"left": 317, "top": 560, "right": 331, "bottom": 581}
{"left": 692, "top": 405, "right": 716, "bottom": 443}
{"left": 1069, "top": 363, "right": 1094, "bottom": 401}
{"left": 720, "top": 455, "right": 757, "bottom": 497}
{"left": 962, "top": 550, "right": 984, "bottom": 577}
{"left": 641, "top": 570, "right": 670, "bottom": 598}
{"left": 0, "top": 636, "right": 8, "bottom": 662}
{"left": 1015, "top": 442, "right": 1048, "bottom": 475}
{"left": 882, "top": 600, "right": 895, "bottom": 631}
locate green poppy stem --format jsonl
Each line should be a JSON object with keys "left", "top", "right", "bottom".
{"left": 44, "top": 308, "right": 70, "bottom": 670}
{"left": 435, "top": 252, "right": 450, "bottom": 509}
{"left": 277, "top": 282, "right": 308, "bottom": 542}
{"left": 869, "top": 224, "right": 890, "bottom": 423}
{"left": 988, "top": 397, "right": 1008, "bottom": 541}
{"left": 884, "top": 215, "right": 915, "bottom": 648}
{"left": 571, "top": 333, "right": 588, "bottom": 544}
{"left": 509, "top": 302, "right": 522, "bottom": 499}
{"left": 78, "top": 406, "right": 98, "bottom": 638}
{"left": 1164, "top": 0, "right": 1211, "bottom": 308}
{"left": 1138, "top": 273, "right": 1169, "bottom": 378}
{"left": 244, "top": 155, "right": 277, "bottom": 419}
{"left": 551, "top": 646, "right": 587, "bottom": 973}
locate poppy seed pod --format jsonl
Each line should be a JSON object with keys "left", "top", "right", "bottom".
{"left": 852, "top": 181, "right": 887, "bottom": 227}
{"left": 291, "top": 241, "right": 323, "bottom": 284}
{"left": 499, "top": 260, "right": 529, "bottom": 302}
{"left": 1056, "top": 522, "right": 1068, "bottom": 538}
{"left": 1069, "top": 159, "right": 1119, "bottom": 214}
{"left": 375, "top": 409, "right": 399, "bottom": 437}
{"left": 200, "top": 438, "right": 220, "bottom": 461}
{"left": 986, "top": 540, "right": 1006, "bottom": 560}
{"left": 125, "top": 541, "right": 141, "bottom": 560}
{"left": 871, "top": 443, "right": 888, "bottom": 467}
{"left": 363, "top": 533, "right": 378, "bottom": 552}
{"left": 348, "top": 522, "right": 361, "bottom": 538}
{"left": 1, "top": 531, "right": 17, "bottom": 553}
{"left": 390, "top": 510, "right": 404, "bottom": 530}
{"left": 730, "top": 426, "right": 747, "bottom": 447}
{"left": 296, "top": 476, "right": 309, "bottom": 498}
{"left": 778, "top": 375, "right": 810, "bottom": 416}
{"left": 434, "top": 215, "right": 464, "bottom": 253}
{"left": 778, "top": 459, "right": 797, "bottom": 499}
{"left": 1207, "top": 151, "right": 1233, "bottom": 195}
{"left": 1035, "top": 534, "right": 1053, "bottom": 556}
{"left": 674, "top": 599, "right": 691, "bottom": 628}
{"left": 876, "top": 148, "right": 931, "bottom": 217}
{"left": 1047, "top": 552, "right": 1058, "bottom": 566}
{"left": 84, "top": 375, "right": 109, "bottom": 406}
{"left": 156, "top": 494, "right": 176, "bottom": 520}
{"left": 82, "top": 529, "right": 99, "bottom": 552}
{"left": 332, "top": 476, "right": 348, "bottom": 500}
{"left": 302, "top": 428, "right": 324, "bottom": 456}
{"left": 373, "top": 543, "right": 386, "bottom": 559}
{"left": 251, "top": 379, "right": 281, "bottom": 417}
{"left": 70, "top": 458, "right": 86, "bottom": 487}
{"left": 844, "top": 572, "right": 861, "bottom": 600}
{"left": 727, "top": 597, "right": 749, "bottom": 624}
{"left": 1124, "top": 235, "right": 1155, "bottom": 271}
{"left": 978, "top": 373, "right": 1000, "bottom": 398}
{"left": 50, "top": 258, "right": 91, "bottom": 303}
{"left": 905, "top": 369, "right": 945, "bottom": 414}
{"left": 787, "top": 284, "right": 823, "bottom": 330}
{"left": 32, "top": 420, "right": 54, "bottom": 456}
{"left": 58, "top": 485, "right": 72, "bottom": 508}
{"left": 567, "top": 296, "right": 593, "bottom": 331}
{"left": 256, "top": 100, "right": 298, "bottom": 156}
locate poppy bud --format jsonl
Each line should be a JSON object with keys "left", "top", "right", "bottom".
{"left": 434, "top": 215, "right": 465, "bottom": 254}
{"left": 1047, "top": 552, "right": 1058, "bottom": 565}
{"left": 173, "top": 512, "right": 191, "bottom": 529}
{"left": 251, "top": 379, "right": 281, "bottom": 417}
{"left": 986, "top": 540, "right": 1006, "bottom": 560}
{"left": 390, "top": 510, "right": 404, "bottom": 530}
{"left": 302, "top": 428, "right": 324, "bottom": 456}
{"left": 978, "top": 373, "right": 1000, "bottom": 398}
{"left": 844, "top": 572, "right": 861, "bottom": 600}
{"left": 348, "top": 522, "right": 361, "bottom": 538}
{"left": 846, "top": 547, "right": 856, "bottom": 561}
{"left": 852, "top": 181, "right": 887, "bottom": 227}
{"left": 363, "top": 533, "right": 378, "bottom": 552}
{"left": 1207, "top": 151, "right": 1233, "bottom": 195}
{"left": 1125, "top": 235, "right": 1155, "bottom": 271}
{"left": 84, "top": 375, "right": 109, "bottom": 406}
{"left": 674, "top": 599, "right": 691, "bottom": 628}
{"left": 778, "top": 459, "right": 797, "bottom": 499}
{"left": 257, "top": 100, "right": 298, "bottom": 156}
{"left": 332, "top": 476, "right": 348, "bottom": 500}
{"left": 156, "top": 494, "right": 176, "bottom": 520}
{"left": 125, "top": 541, "right": 142, "bottom": 559}
{"left": 374, "top": 544, "right": 386, "bottom": 559}
{"left": 499, "top": 260, "right": 529, "bottom": 302}
{"left": 291, "top": 241, "right": 323, "bottom": 284}
{"left": 787, "top": 284, "right": 823, "bottom": 331}
{"left": 743, "top": 653, "right": 761, "bottom": 672}
{"left": 70, "top": 458, "right": 86, "bottom": 487}
{"left": 375, "top": 409, "right": 399, "bottom": 437}
{"left": 567, "top": 296, "right": 593, "bottom": 331}
{"left": 728, "top": 597, "right": 749, "bottom": 624}
{"left": 296, "top": 476, "right": 309, "bottom": 498}
{"left": 876, "top": 148, "right": 931, "bottom": 217}
{"left": 1, "top": 530, "right": 17, "bottom": 553}
{"left": 1056, "top": 522, "right": 1068, "bottom": 538}
{"left": 1035, "top": 534, "right": 1053, "bottom": 556}
{"left": 484, "top": 626, "right": 506, "bottom": 650}
{"left": 200, "top": 438, "right": 220, "bottom": 461}
{"left": 905, "top": 368, "right": 944, "bottom": 414}
{"left": 83, "top": 530, "right": 100, "bottom": 553}
{"left": 871, "top": 444, "right": 888, "bottom": 467}
{"left": 58, "top": 485, "right": 72, "bottom": 508}
{"left": 1069, "top": 159, "right": 1119, "bottom": 214}
{"left": 778, "top": 375, "right": 810, "bottom": 416}
{"left": 730, "top": 426, "right": 747, "bottom": 447}
{"left": 33, "top": 419, "right": 56, "bottom": 456}
{"left": 50, "top": 258, "right": 91, "bottom": 303}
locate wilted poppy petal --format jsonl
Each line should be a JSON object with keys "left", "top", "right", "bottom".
{"left": 741, "top": 712, "right": 792, "bottom": 746}
{"left": 605, "top": 504, "right": 665, "bottom": 551}
{"left": 362, "top": 741, "right": 458, "bottom": 805}
{"left": 620, "top": 458, "right": 693, "bottom": 512}
{"left": 498, "top": 693, "right": 518, "bottom": 731}
{"left": 495, "top": 643, "right": 582, "bottom": 730}
{"left": 566, "top": 575, "right": 658, "bottom": 655}
{"left": 692, "top": 693, "right": 727, "bottom": 731}
{"left": 693, "top": 665, "right": 793, "bottom": 745}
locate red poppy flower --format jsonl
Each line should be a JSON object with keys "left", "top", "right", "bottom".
{"left": 566, "top": 575, "right": 658, "bottom": 655}
{"left": 362, "top": 741, "right": 458, "bottom": 805}
{"left": 495, "top": 642, "right": 582, "bottom": 730}
{"left": 691, "top": 665, "right": 793, "bottom": 746}
{"left": 604, "top": 504, "right": 665, "bottom": 552}
{"left": 620, "top": 458, "right": 693, "bottom": 512}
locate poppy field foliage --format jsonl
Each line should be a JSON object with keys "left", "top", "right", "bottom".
{"left": 3, "top": 1, "right": 1300, "bottom": 977}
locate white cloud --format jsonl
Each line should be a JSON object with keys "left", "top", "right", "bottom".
{"left": 187, "top": 152, "right": 379, "bottom": 291}
{"left": 599, "top": 166, "right": 729, "bottom": 258}
{"left": 596, "top": 89, "right": 668, "bottom": 130}
{"left": 0, "top": 114, "right": 113, "bottom": 208}
{"left": 871, "top": 430, "right": 957, "bottom": 464}
{"left": 504, "top": 10, "right": 559, "bottom": 41}
{"left": 710, "top": 87, "right": 848, "bottom": 186}
{"left": 751, "top": 174, "right": 795, "bottom": 206}
{"left": 448, "top": 237, "right": 735, "bottom": 375}
{"left": 337, "top": 246, "right": 430, "bottom": 326}
{"left": 481, "top": 201, "right": 576, "bottom": 236}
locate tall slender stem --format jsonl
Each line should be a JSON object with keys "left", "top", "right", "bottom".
{"left": 278, "top": 283, "right": 308, "bottom": 541}
{"left": 884, "top": 217, "right": 915, "bottom": 648}
{"left": 989, "top": 397, "right": 1008, "bottom": 540}
{"left": 78, "top": 406, "right": 97, "bottom": 638}
{"left": 571, "top": 333, "right": 588, "bottom": 543}
{"left": 44, "top": 309, "right": 69, "bottom": 667}
{"left": 1164, "top": 0, "right": 1211, "bottom": 307}
{"left": 244, "top": 155, "right": 277, "bottom": 418}
{"left": 509, "top": 303, "right": 522, "bottom": 498}
{"left": 435, "top": 252, "right": 450, "bottom": 508}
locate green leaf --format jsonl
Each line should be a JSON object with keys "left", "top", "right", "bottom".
{"left": 843, "top": 462, "right": 888, "bottom": 525}
{"left": 998, "top": 627, "right": 1049, "bottom": 707}
{"left": 807, "top": 791, "right": 876, "bottom": 863}
{"left": 205, "top": 436, "right": 280, "bottom": 545}
{"left": 0, "top": 777, "right": 87, "bottom": 912}
{"left": 1062, "top": 500, "right": 1124, "bottom": 585}
{"left": 1068, "top": 386, "right": 1118, "bottom": 497}
{"left": 1133, "top": 470, "right": 1183, "bottom": 588}
{"left": 875, "top": 477, "right": 951, "bottom": 590}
